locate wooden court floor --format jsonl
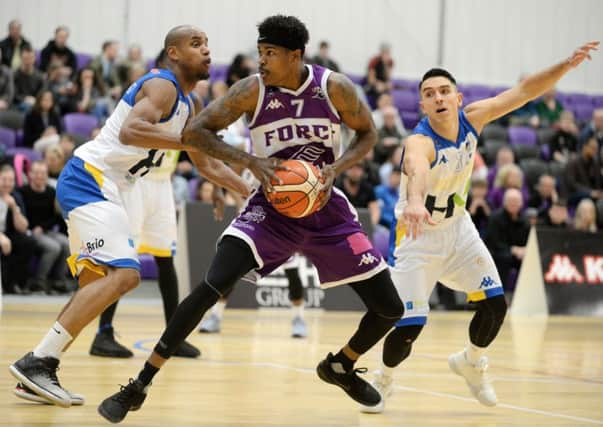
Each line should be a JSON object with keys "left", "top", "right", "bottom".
{"left": 1, "top": 299, "right": 602, "bottom": 427}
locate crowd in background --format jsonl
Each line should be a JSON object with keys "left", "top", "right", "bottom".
{"left": 0, "top": 20, "right": 602, "bottom": 302}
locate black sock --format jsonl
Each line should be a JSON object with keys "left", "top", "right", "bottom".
{"left": 155, "top": 256, "right": 179, "bottom": 324}
{"left": 331, "top": 350, "right": 355, "bottom": 372}
{"left": 137, "top": 361, "right": 159, "bottom": 386}
{"left": 99, "top": 301, "right": 118, "bottom": 333}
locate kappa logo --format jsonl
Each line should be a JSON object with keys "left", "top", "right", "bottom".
{"left": 312, "top": 87, "right": 326, "bottom": 100}
{"left": 265, "top": 99, "right": 284, "bottom": 110}
{"left": 239, "top": 206, "right": 267, "bottom": 224}
{"left": 358, "top": 252, "right": 378, "bottom": 266}
{"left": 479, "top": 275, "right": 497, "bottom": 288}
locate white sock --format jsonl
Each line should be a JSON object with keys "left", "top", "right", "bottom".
{"left": 33, "top": 322, "right": 73, "bottom": 360}
{"left": 465, "top": 342, "right": 486, "bottom": 364}
{"left": 291, "top": 302, "right": 304, "bottom": 319}
{"left": 211, "top": 300, "right": 227, "bottom": 319}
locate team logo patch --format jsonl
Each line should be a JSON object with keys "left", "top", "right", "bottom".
{"left": 358, "top": 252, "right": 378, "bottom": 266}
{"left": 265, "top": 99, "right": 284, "bottom": 110}
{"left": 312, "top": 87, "right": 326, "bottom": 100}
{"left": 239, "top": 206, "right": 267, "bottom": 224}
{"left": 479, "top": 276, "right": 497, "bottom": 288}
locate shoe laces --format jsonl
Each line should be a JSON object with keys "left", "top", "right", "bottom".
{"left": 34, "top": 359, "right": 62, "bottom": 387}
{"left": 113, "top": 379, "right": 141, "bottom": 404}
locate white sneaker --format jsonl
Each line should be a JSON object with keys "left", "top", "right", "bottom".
{"left": 14, "top": 382, "right": 85, "bottom": 405}
{"left": 448, "top": 350, "right": 497, "bottom": 406}
{"left": 359, "top": 370, "right": 393, "bottom": 414}
{"left": 291, "top": 316, "right": 308, "bottom": 338}
{"left": 198, "top": 313, "right": 221, "bottom": 333}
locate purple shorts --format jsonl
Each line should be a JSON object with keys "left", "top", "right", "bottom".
{"left": 221, "top": 188, "right": 386, "bottom": 288}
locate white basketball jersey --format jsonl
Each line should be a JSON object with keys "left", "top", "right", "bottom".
{"left": 395, "top": 111, "right": 478, "bottom": 229}
{"left": 74, "top": 69, "right": 191, "bottom": 187}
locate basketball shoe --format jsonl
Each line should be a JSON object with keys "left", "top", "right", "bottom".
{"left": 89, "top": 326, "right": 133, "bottom": 358}
{"left": 13, "top": 382, "right": 85, "bottom": 405}
{"left": 98, "top": 378, "right": 148, "bottom": 423}
{"left": 198, "top": 313, "right": 221, "bottom": 333}
{"left": 448, "top": 349, "right": 497, "bottom": 406}
{"left": 359, "top": 370, "right": 393, "bottom": 413}
{"left": 9, "top": 352, "right": 72, "bottom": 407}
{"left": 173, "top": 340, "right": 201, "bottom": 358}
{"left": 316, "top": 352, "right": 381, "bottom": 406}
{"left": 291, "top": 316, "right": 307, "bottom": 338}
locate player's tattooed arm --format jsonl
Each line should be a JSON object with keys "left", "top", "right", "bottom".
{"left": 326, "top": 72, "right": 378, "bottom": 176}
{"left": 182, "top": 76, "right": 285, "bottom": 191}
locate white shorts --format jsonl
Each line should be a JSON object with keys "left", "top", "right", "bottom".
{"left": 56, "top": 157, "right": 139, "bottom": 277}
{"left": 121, "top": 177, "right": 177, "bottom": 257}
{"left": 390, "top": 212, "right": 503, "bottom": 327}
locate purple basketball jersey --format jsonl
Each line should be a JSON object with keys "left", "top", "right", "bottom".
{"left": 248, "top": 64, "right": 343, "bottom": 167}
{"left": 222, "top": 64, "right": 386, "bottom": 288}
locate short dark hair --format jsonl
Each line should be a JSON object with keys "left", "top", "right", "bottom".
{"left": 257, "top": 15, "right": 309, "bottom": 54}
{"left": 319, "top": 40, "right": 329, "bottom": 49}
{"left": 102, "top": 40, "right": 116, "bottom": 51}
{"left": 419, "top": 68, "right": 457, "bottom": 91}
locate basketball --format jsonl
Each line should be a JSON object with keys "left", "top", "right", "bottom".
{"left": 267, "top": 159, "right": 322, "bottom": 218}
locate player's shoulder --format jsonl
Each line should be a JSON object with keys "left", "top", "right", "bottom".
{"left": 221, "top": 75, "right": 260, "bottom": 111}
{"left": 325, "top": 71, "right": 360, "bottom": 109}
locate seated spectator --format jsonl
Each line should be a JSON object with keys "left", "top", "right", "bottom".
{"left": 361, "top": 150, "right": 381, "bottom": 187}
{"left": 364, "top": 43, "right": 394, "bottom": 106}
{"left": 472, "top": 150, "right": 488, "bottom": 181}
{"left": 20, "top": 161, "right": 70, "bottom": 293}
{"left": 488, "top": 163, "right": 529, "bottom": 211}
{"left": 58, "top": 133, "right": 77, "bottom": 160}
{"left": 89, "top": 40, "right": 122, "bottom": 100}
{"left": 371, "top": 93, "right": 407, "bottom": 136}
{"left": 528, "top": 174, "right": 558, "bottom": 218}
{"left": 538, "top": 198, "right": 569, "bottom": 229}
{"left": 0, "top": 51, "right": 13, "bottom": 111}
{"left": 506, "top": 74, "right": 539, "bottom": 128}
{"left": 573, "top": 198, "right": 598, "bottom": 233}
{"left": 487, "top": 145, "right": 515, "bottom": 190}
{"left": 549, "top": 110, "right": 579, "bottom": 164}
{"left": 565, "top": 137, "right": 603, "bottom": 207}
{"left": 374, "top": 166, "right": 400, "bottom": 230}
{"left": 191, "top": 79, "right": 210, "bottom": 107}
{"left": 379, "top": 145, "right": 403, "bottom": 185}
{"left": 117, "top": 43, "right": 145, "bottom": 84}
{"left": 44, "top": 144, "right": 66, "bottom": 187}
{"left": 23, "top": 90, "right": 62, "bottom": 152}
{"left": 374, "top": 105, "right": 403, "bottom": 165}
{"left": 73, "top": 67, "right": 110, "bottom": 123}
{"left": 0, "top": 20, "right": 32, "bottom": 70}
{"left": 195, "top": 179, "right": 215, "bottom": 204}
{"left": 39, "top": 25, "right": 77, "bottom": 76}
{"left": 225, "top": 53, "right": 255, "bottom": 87}
{"left": 535, "top": 87, "right": 564, "bottom": 127}
{"left": 0, "top": 164, "right": 38, "bottom": 294}
{"left": 45, "top": 62, "right": 78, "bottom": 114}
{"left": 309, "top": 40, "right": 340, "bottom": 72}
{"left": 12, "top": 45, "right": 44, "bottom": 112}
{"left": 579, "top": 108, "right": 603, "bottom": 151}
{"left": 466, "top": 177, "right": 491, "bottom": 237}
{"left": 485, "top": 188, "right": 530, "bottom": 293}
{"left": 171, "top": 173, "right": 190, "bottom": 213}
{"left": 120, "top": 63, "right": 146, "bottom": 99}
{"left": 335, "top": 162, "right": 380, "bottom": 225}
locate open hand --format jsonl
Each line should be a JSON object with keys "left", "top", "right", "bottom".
{"left": 567, "top": 41, "right": 599, "bottom": 68}
{"left": 316, "top": 164, "right": 336, "bottom": 211}
{"left": 401, "top": 201, "right": 436, "bottom": 240}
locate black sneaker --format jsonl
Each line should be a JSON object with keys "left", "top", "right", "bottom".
{"left": 173, "top": 340, "right": 201, "bottom": 358}
{"left": 90, "top": 327, "right": 134, "bottom": 358}
{"left": 9, "top": 352, "right": 72, "bottom": 407}
{"left": 98, "top": 378, "right": 148, "bottom": 423}
{"left": 316, "top": 352, "right": 381, "bottom": 407}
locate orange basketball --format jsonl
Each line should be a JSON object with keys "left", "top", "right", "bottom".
{"left": 268, "top": 159, "right": 322, "bottom": 218}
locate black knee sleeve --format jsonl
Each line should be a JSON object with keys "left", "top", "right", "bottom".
{"left": 469, "top": 295, "right": 507, "bottom": 348}
{"left": 382, "top": 325, "right": 424, "bottom": 367}
{"left": 284, "top": 267, "right": 304, "bottom": 301}
{"left": 154, "top": 256, "right": 179, "bottom": 323}
{"left": 205, "top": 236, "right": 258, "bottom": 296}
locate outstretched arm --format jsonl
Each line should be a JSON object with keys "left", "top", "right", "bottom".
{"left": 188, "top": 150, "right": 251, "bottom": 197}
{"left": 465, "top": 41, "right": 599, "bottom": 132}
{"left": 120, "top": 78, "right": 194, "bottom": 151}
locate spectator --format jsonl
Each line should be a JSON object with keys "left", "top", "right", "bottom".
{"left": 89, "top": 40, "right": 122, "bottom": 99}
{"left": 45, "top": 62, "right": 77, "bottom": 114}
{"left": 195, "top": 179, "right": 215, "bottom": 203}
{"left": 58, "top": 134, "right": 76, "bottom": 160}
{"left": 0, "top": 19, "right": 32, "bottom": 70}
{"left": 225, "top": 54, "right": 255, "bottom": 87}
{"left": 528, "top": 174, "right": 558, "bottom": 218}
{"left": 486, "top": 188, "right": 530, "bottom": 293}
{"left": 39, "top": 26, "right": 77, "bottom": 76}
{"left": 361, "top": 150, "right": 381, "bottom": 187}
{"left": 364, "top": 43, "right": 394, "bottom": 106}
{"left": 335, "top": 162, "right": 380, "bottom": 225}
{"left": 538, "top": 198, "right": 569, "bottom": 229}
{"left": 118, "top": 43, "right": 145, "bottom": 84}
{"left": 565, "top": 137, "right": 603, "bottom": 207}
{"left": 506, "top": 74, "right": 539, "bottom": 128}
{"left": 22, "top": 90, "right": 62, "bottom": 152}
{"left": 374, "top": 105, "right": 403, "bottom": 165}
{"left": 0, "top": 50, "right": 14, "bottom": 110}
{"left": 549, "top": 110, "right": 579, "bottom": 164}
{"left": 309, "top": 40, "right": 340, "bottom": 72}
{"left": 579, "top": 108, "right": 603, "bottom": 150}
{"left": 487, "top": 145, "right": 515, "bottom": 190}
{"left": 472, "top": 150, "right": 488, "bottom": 181}
{"left": 20, "top": 161, "right": 70, "bottom": 293}
{"left": 12, "top": 45, "right": 45, "bottom": 111}
{"left": 73, "top": 67, "right": 110, "bottom": 122}
{"left": 0, "top": 164, "right": 38, "bottom": 294}
{"left": 573, "top": 198, "right": 598, "bottom": 233}
{"left": 379, "top": 145, "right": 403, "bottom": 186}
{"left": 535, "top": 88, "right": 564, "bottom": 127}
{"left": 371, "top": 93, "right": 406, "bottom": 136}
{"left": 466, "top": 177, "right": 491, "bottom": 237}
{"left": 191, "top": 79, "right": 210, "bottom": 107}
{"left": 488, "top": 163, "right": 529, "bottom": 211}
{"left": 374, "top": 166, "right": 400, "bottom": 229}
{"left": 44, "top": 144, "right": 66, "bottom": 188}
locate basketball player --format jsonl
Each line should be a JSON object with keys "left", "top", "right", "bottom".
{"left": 98, "top": 15, "right": 404, "bottom": 423}
{"left": 88, "top": 148, "right": 200, "bottom": 359}
{"left": 199, "top": 254, "right": 308, "bottom": 338}
{"left": 360, "top": 41, "right": 599, "bottom": 413}
{"left": 9, "top": 26, "right": 250, "bottom": 407}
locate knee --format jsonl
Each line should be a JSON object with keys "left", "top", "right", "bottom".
{"left": 111, "top": 268, "right": 141, "bottom": 295}
{"left": 477, "top": 294, "right": 507, "bottom": 321}
{"left": 383, "top": 324, "right": 424, "bottom": 367}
